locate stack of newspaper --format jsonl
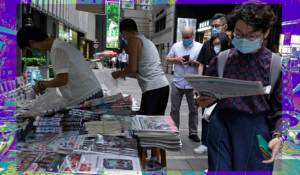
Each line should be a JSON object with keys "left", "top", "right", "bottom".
{"left": 132, "top": 116, "right": 182, "bottom": 151}
{"left": 73, "top": 134, "right": 138, "bottom": 157}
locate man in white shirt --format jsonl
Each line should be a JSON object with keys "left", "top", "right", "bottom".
{"left": 166, "top": 26, "right": 203, "bottom": 142}
{"left": 17, "top": 25, "right": 103, "bottom": 106}
{"left": 118, "top": 48, "right": 128, "bottom": 80}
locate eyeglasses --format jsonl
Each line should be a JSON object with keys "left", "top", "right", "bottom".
{"left": 233, "top": 31, "right": 264, "bottom": 41}
{"left": 182, "top": 35, "right": 193, "bottom": 40}
{"left": 212, "top": 24, "right": 225, "bottom": 28}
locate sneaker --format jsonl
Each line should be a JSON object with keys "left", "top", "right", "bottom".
{"left": 194, "top": 145, "right": 207, "bottom": 154}
{"left": 204, "top": 169, "right": 208, "bottom": 174}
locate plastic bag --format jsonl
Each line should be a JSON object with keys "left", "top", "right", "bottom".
{"left": 27, "top": 88, "right": 67, "bottom": 115}
{"left": 95, "top": 68, "right": 119, "bottom": 95}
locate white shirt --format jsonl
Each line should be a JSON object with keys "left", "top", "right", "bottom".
{"left": 166, "top": 41, "right": 203, "bottom": 89}
{"left": 119, "top": 53, "right": 128, "bottom": 63}
{"left": 50, "top": 39, "right": 102, "bottom": 106}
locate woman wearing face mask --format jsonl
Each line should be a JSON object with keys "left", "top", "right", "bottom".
{"left": 17, "top": 25, "right": 103, "bottom": 106}
{"left": 196, "top": 4, "right": 282, "bottom": 171}
{"left": 194, "top": 32, "right": 234, "bottom": 154}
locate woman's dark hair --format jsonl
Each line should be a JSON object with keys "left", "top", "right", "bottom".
{"left": 120, "top": 18, "right": 138, "bottom": 33}
{"left": 207, "top": 32, "right": 234, "bottom": 65}
{"left": 228, "top": 4, "right": 277, "bottom": 33}
{"left": 17, "top": 25, "right": 49, "bottom": 50}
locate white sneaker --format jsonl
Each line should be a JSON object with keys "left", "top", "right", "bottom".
{"left": 194, "top": 145, "right": 207, "bottom": 154}
{"left": 204, "top": 169, "right": 208, "bottom": 174}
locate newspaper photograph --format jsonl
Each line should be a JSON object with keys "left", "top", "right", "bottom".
{"left": 184, "top": 74, "right": 271, "bottom": 99}
{"left": 136, "top": 116, "right": 179, "bottom": 131}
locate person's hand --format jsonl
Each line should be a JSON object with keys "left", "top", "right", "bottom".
{"left": 182, "top": 59, "right": 191, "bottom": 66}
{"left": 111, "top": 71, "right": 121, "bottom": 79}
{"left": 262, "top": 137, "right": 282, "bottom": 164}
{"left": 177, "top": 56, "right": 185, "bottom": 65}
{"left": 33, "top": 80, "right": 45, "bottom": 96}
{"left": 196, "top": 96, "right": 216, "bottom": 108}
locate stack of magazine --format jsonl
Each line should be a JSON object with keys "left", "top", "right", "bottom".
{"left": 132, "top": 115, "right": 182, "bottom": 151}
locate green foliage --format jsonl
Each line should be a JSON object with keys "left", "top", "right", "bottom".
{"left": 22, "top": 57, "right": 46, "bottom": 66}
{"left": 86, "top": 58, "right": 93, "bottom": 61}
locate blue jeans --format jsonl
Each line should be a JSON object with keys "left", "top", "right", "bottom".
{"left": 207, "top": 108, "right": 274, "bottom": 172}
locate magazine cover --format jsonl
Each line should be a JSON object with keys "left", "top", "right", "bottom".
{"left": 45, "top": 131, "right": 79, "bottom": 151}
{"left": 41, "top": 133, "right": 60, "bottom": 142}
{"left": 59, "top": 154, "right": 82, "bottom": 172}
{"left": 25, "top": 133, "right": 45, "bottom": 142}
{"left": 26, "top": 152, "right": 58, "bottom": 171}
{"left": 137, "top": 116, "right": 178, "bottom": 131}
{"left": 78, "top": 154, "right": 141, "bottom": 173}
{"left": 17, "top": 151, "right": 40, "bottom": 171}
{"left": 46, "top": 153, "right": 67, "bottom": 172}
{"left": 16, "top": 142, "right": 48, "bottom": 151}
{"left": 74, "top": 135, "right": 96, "bottom": 152}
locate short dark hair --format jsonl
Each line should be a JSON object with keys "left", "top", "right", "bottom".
{"left": 207, "top": 32, "right": 234, "bottom": 65}
{"left": 119, "top": 18, "right": 138, "bottom": 33}
{"left": 17, "top": 25, "right": 49, "bottom": 50}
{"left": 228, "top": 4, "right": 277, "bottom": 33}
{"left": 212, "top": 13, "right": 228, "bottom": 24}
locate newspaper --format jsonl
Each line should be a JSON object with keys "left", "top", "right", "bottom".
{"left": 135, "top": 116, "right": 179, "bottom": 132}
{"left": 184, "top": 74, "right": 271, "bottom": 99}
{"left": 17, "top": 151, "right": 40, "bottom": 171}
{"left": 77, "top": 154, "right": 142, "bottom": 174}
{"left": 58, "top": 154, "right": 82, "bottom": 173}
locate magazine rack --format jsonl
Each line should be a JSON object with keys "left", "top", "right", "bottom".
{"left": 137, "top": 145, "right": 166, "bottom": 170}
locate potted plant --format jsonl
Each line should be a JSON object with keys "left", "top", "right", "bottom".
{"left": 22, "top": 57, "right": 48, "bottom": 80}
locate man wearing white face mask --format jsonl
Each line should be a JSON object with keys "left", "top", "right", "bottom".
{"left": 118, "top": 48, "right": 128, "bottom": 80}
{"left": 166, "top": 26, "right": 203, "bottom": 142}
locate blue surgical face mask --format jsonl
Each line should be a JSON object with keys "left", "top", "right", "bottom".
{"left": 232, "top": 35, "right": 263, "bottom": 54}
{"left": 182, "top": 38, "right": 193, "bottom": 46}
{"left": 122, "top": 51, "right": 125, "bottom": 53}
{"left": 211, "top": 25, "right": 225, "bottom": 36}
{"left": 214, "top": 45, "right": 221, "bottom": 54}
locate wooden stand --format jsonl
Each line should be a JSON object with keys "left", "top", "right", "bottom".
{"left": 137, "top": 145, "right": 167, "bottom": 170}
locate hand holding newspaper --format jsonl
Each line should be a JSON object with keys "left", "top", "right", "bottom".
{"left": 184, "top": 74, "right": 271, "bottom": 99}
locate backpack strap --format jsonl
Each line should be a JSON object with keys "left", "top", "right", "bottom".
{"left": 217, "top": 49, "right": 231, "bottom": 77}
{"left": 269, "top": 53, "right": 283, "bottom": 99}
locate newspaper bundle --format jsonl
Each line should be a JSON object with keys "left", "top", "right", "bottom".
{"left": 132, "top": 116, "right": 182, "bottom": 151}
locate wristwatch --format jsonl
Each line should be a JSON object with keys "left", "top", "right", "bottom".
{"left": 190, "top": 60, "right": 194, "bottom": 66}
{"left": 39, "top": 81, "right": 46, "bottom": 90}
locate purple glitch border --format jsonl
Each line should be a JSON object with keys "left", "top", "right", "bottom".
{"left": 0, "top": 0, "right": 299, "bottom": 174}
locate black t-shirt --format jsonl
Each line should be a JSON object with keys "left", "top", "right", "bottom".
{"left": 197, "top": 40, "right": 211, "bottom": 75}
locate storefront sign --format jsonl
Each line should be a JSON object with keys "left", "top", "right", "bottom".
{"left": 197, "top": 20, "right": 212, "bottom": 32}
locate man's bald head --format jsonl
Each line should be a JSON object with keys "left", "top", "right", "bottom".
{"left": 182, "top": 26, "right": 194, "bottom": 35}
{"left": 182, "top": 26, "right": 194, "bottom": 41}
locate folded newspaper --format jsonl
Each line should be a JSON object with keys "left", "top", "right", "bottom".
{"left": 184, "top": 74, "right": 272, "bottom": 99}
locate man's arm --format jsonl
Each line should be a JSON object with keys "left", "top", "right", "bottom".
{"left": 34, "top": 73, "right": 68, "bottom": 95}
{"left": 197, "top": 42, "right": 207, "bottom": 75}
{"left": 198, "top": 63, "right": 204, "bottom": 75}
{"left": 166, "top": 45, "right": 184, "bottom": 65}
{"left": 111, "top": 37, "right": 140, "bottom": 79}
{"left": 42, "top": 73, "right": 68, "bottom": 88}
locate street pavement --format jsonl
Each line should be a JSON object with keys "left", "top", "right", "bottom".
{"left": 92, "top": 66, "right": 282, "bottom": 172}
